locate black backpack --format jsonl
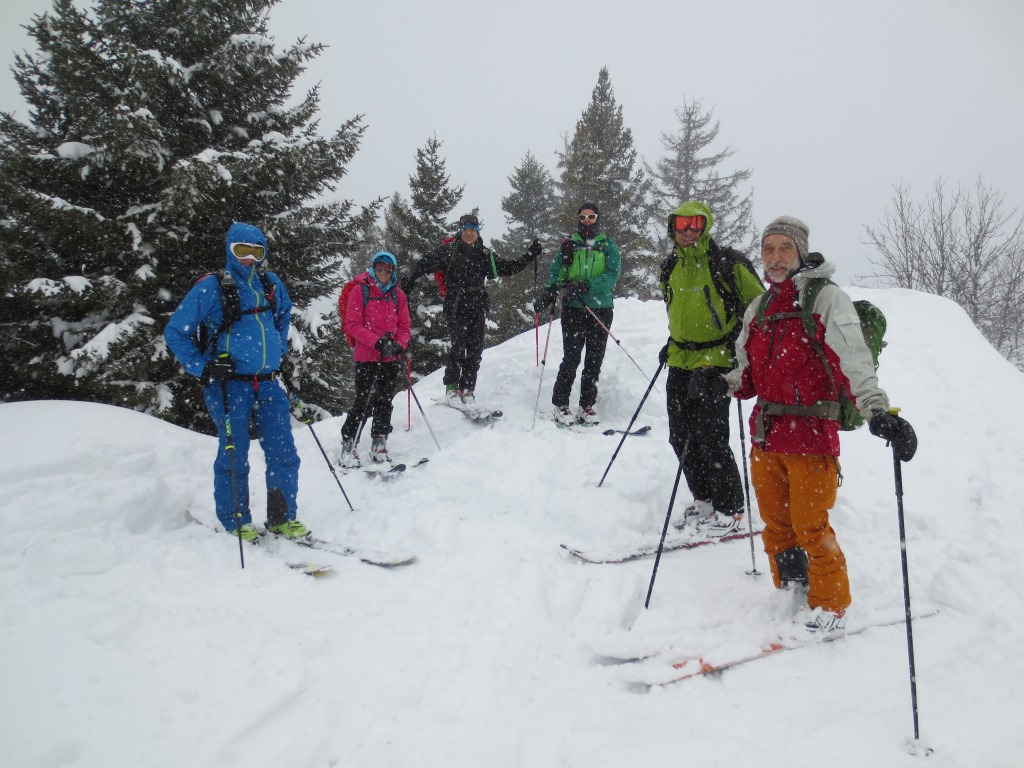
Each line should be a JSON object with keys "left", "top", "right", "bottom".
{"left": 194, "top": 269, "right": 277, "bottom": 354}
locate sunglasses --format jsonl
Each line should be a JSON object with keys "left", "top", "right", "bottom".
{"left": 579, "top": 213, "right": 598, "bottom": 222}
{"left": 674, "top": 215, "right": 706, "bottom": 233}
{"left": 231, "top": 242, "right": 266, "bottom": 260}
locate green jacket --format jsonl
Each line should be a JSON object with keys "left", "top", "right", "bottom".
{"left": 661, "top": 201, "right": 765, "bottom": 369}
{"left": 544, "top": 232, "right": 621, "bottom": 309}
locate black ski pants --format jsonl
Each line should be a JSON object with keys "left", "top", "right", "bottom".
{"left": 666, "top": 366, "right": 744, "bottom": 515}
{"left": 443, "top": 302, "right": 486, "bottom": 393}
{"left": 552, "top": 306, "right": 612, "bottom": 410}
{"left": 342, "top": 360, "right": 400, "bottom": 440}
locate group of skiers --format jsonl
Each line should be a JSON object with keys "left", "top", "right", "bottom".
{"left": 165, "top": 201, "right": 918, "bottom": 638}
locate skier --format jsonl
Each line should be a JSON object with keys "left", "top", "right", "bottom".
{"left": 658, "top": 201, "right": 764, "bottom": 532}
{"left": 536, "top": 203, "right": 621, "bottom": 426}
{"left": 401, "top": 213, "right": 540, "bottom": 407}
{"left": 723, "top": 215, "right": 918, "bottom": 635}
{"left": 164, "top": 222, "right": 307, "bottom": 543}
{"left": 339, "top": 251, "right": 411, "bottom": 468}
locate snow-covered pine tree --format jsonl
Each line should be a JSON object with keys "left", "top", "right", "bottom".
{"left": 555, "top": 67, "right": 656, "bottom": 298}
{"left": 382, "top": 135, "right": 465, "bottom": 384}
{"left": 646, "top": 98, "right": 757, "bottom": 253}
{"left": 0, "top": 0, "right": 377, "bottom": 432}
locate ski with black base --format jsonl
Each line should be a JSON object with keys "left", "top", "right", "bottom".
{"left": 561, "top": 528, "right": 762, "bottom": 564}
{"left": 619, "top": 611, "right": 939, "bottom": 688}
{"left": 602, "top": 425, "right": 651, "bottom": 437}
{"left": 360, "top": 457, "right": 430, "bottom": 478}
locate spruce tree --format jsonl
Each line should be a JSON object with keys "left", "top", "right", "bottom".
{"left": 0, "top": 0, "right": 377, "bottom": 431}
{"left": 647, "top": 98, "right": 756, "bottom": 252}
{"left": 555, "top": 67, "right": 655, "bottom": 298}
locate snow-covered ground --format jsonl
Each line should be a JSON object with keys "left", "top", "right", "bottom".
{"left": 2, "top": 289, "right": 1022, "bottom": 768}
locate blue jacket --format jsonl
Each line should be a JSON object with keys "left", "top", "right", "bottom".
{"left": 165, "top": 223, "right": 292, "bottom": 378}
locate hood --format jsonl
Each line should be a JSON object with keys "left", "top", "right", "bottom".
{"left": 369, "top": 251, "right": 399, "bottom": 293}
{"left": 793, "top": 252, "right": 836, "bottom": 286}
{"left": 224, "top": 222, "right": 270, "bottom": 280}
{"left": 668, "top": 200, "right": 714, "bottom": 252}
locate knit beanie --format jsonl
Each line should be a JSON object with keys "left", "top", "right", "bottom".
{"left": 761, "top": 216, "right": 810, "bottom": 260}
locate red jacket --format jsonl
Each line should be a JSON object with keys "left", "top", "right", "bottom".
{"left": 733, "top": 278, "right": 847, "bottom": 455}
{"left": 344, "top": 272, "right": 411, "bottom": 363}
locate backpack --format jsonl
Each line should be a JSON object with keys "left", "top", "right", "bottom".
{"left": 338, "top": 278, "right": 399, "bottom": 347}
{"left": 195, "top": 269, "right": 277, "bottom": 354}
{"left": 659, "top": 240, "right": 764, "bottom": 351}
{"left": 755, "top": 273, "right": 887, "bottom": 431}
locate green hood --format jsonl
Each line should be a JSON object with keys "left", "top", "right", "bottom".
{"left": 668, "top": 200, "right": 714, "bottom": 253}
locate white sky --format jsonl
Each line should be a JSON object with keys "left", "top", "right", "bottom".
{"left": 2, "top": 0, "right": 1023, "bottom": 283}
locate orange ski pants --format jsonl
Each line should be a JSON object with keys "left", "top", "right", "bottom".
{"left": 750, "top": 447, "right": 851, "bottom": 613}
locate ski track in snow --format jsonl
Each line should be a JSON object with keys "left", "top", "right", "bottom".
{"left": 1, "top": 292, "right": 1023, "bottom": 767}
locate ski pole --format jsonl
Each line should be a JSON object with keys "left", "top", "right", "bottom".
{"left": 531, "top": 308, "right": 556, "bottom": 430}
{"left": 534, "top": 247, "right": 540, "bottom": 366}
{"left": 408, "top": 382, "right": 442, "bottom": 450}
{"left": 598, "top": 361, "right": 664, "bottom": 488}
{"left": 581, "top": 303, "right": 650, "bottom": 381}
{"left": 220, "top": 379, "right": 245, "bottom": 569}
{"left": 736, "top": 400, "right": 762, "bottom": 576}
{"left": 645, "top": 437, "right": 689, "bottom": 609}
{"left": 892, "top": 435, "right": 925, "bottom": 746}
{"left": 282, "top": 383, "right": 355, "bottom": 512}
{"left": 406, "top": 354, "right": 413, "bottom": 431}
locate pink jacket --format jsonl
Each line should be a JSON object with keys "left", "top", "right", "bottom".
{"left": 344, "top": 272, "right": 411, "bottom": 363}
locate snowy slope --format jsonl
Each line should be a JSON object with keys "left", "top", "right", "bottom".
{"left": 1, "top": 290, "right": 1022, "bottom": 768}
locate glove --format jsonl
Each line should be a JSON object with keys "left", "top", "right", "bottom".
{"left": 375, "top": 332, "right": 405, "bottom": 358}
{"left": 535, "top": 286, "right": 557, "bottom": 315}
{"left": 200, "top": 357, "right": 235, "bottom": 386}
{"left": 527, "top": 239, "right": 542, "bottom": 261}
{"left": 869, "top": 410, "right": 918, "bottom": 462}
{"left": 687, "top": 367, "right": 729, "bottom": 399}
{"left": 658, "top": 342, "right": 671, "bottom": 366}
{"left": 561, "top": 280, "right": 589, "bottom": 303}
{"left": 559, "top": 238, "right": 575, "bottom": 265}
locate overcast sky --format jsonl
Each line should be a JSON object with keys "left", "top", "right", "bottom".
{"left": 2, "top": 0, "right": 1022, "bottom": 284}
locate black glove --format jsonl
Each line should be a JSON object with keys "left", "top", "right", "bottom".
{"left": 526, "top": 239, "right": 542, "bottom": 261}
{"left": 869, "top": 410, "right": 918, "bottom": 462}
{"left": 535, "top": 286, "right": 557, "bottom": 315}
{"left": 561, "top": 280, "right": 589, "bottom": 303}
{"left": 200, "top": 357, "right": 235, "bottom": 386}
{"left": 375, "top": 332, "right": 405, "bottom": 358}
{"left": 559, "top": 238, "right": 575, "bottom": 265}
{"left": 658, "top": 342, "right": 671, "bottom": 366}
{"left": 687, "top": 367, "right": 729, "bottom": 399}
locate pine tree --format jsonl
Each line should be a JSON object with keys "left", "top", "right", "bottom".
{"left": 555, "top": 67, "right": 655, "bottom": 298}
{"left": 382, "top": 135, "right": 465, "bottom": 383}
{"left": 647, "top": 98, "right": 756, "bottom": 252}
{"left": 0, "top": 0, "right": 377, "bottom": 431}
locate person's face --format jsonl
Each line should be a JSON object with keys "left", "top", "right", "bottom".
{"left": 761, "top": 234, "right": 801, "bottom": 283}
{"left": 673, "top": 229, "right": 701, "bottom": 248}
{"left": 460, "top": 226, "right": 479, "bottom": 245}
{"left": 578, "top": 209, "right": 598, "bottom": 228}
{"left": 373, "top": 261, "right": 395, "bottom": 283}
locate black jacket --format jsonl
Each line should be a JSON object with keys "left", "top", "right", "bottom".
{"left": 408, "top": 238, "right": 531, "bottom": 315}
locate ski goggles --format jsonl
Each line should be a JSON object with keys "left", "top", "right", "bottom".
{"left": 673, "top": 215, "right": 706, "bottom": 233}
{"left": 579, "top": 213, "right": 598, "bottom": 222}
{"left": 231, "top": 242, "right": 267, "bottom": 261}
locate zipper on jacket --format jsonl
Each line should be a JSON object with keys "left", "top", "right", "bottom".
{"left": 244, "top": 270, "right": 269, "bottom": 370}
{"left": 703, "top": 285, "right": 724, "bottom": 331}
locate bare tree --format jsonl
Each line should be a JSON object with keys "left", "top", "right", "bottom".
{"left": 866, "top": 178, "right": 1024, "bottom": 368}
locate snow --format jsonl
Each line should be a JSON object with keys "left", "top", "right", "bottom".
{"left": 2, "top": 289, "right": 1022, "bottom": 767}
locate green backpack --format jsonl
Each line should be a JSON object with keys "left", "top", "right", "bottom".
{"left": 800, "top": 278, "right": 887, "bottom": 430}
{"left": 755, "top": 273, "right": 887, "bottom": 431}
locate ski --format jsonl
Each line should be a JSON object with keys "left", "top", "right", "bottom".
{"left": 185, "top": 509, "right": 333, "bottom": 576}
{"left": 361, "top": 456, "right": 430, "bottom": 478}
{"left": 620, "top": 611, "right": 939, "bottom": 688}
{"left": 431, "top": 396, "right": 502, "bottom": 423}
{"left": 271, "top": 533, "right": 417, "bottom": 568}
{"left": 602, "top": 425, "right": 651, "bottom": 437}
{"left": 561, "top": 528, "right": 762, "bottom": 564}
